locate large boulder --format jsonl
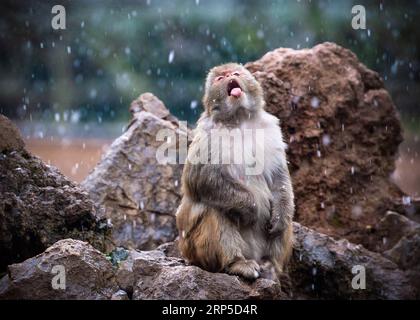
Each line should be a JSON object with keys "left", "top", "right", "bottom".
{"left": 82, "top": 93, "right": 189, "bottom": 250}
{"left": 0, "top": 239, "right": 118, "bottom": 299}
{"left": 377, "top": 212, "right": 420, "bottom": 295}
{"left": 246, "top": 42, "right": 405, "bottom": 249}
{"left": 369, "top": 211, "right": 420, "bottom": 252}
{"left": 129, "top": 249, "right": 286, "bottom": 300}
{"left": 0, "top": 115, "right": 110, "bottom": 272}
{"left": 290, "top": 223, "right": 416, "bottom": 299}
{"left": 0, "top": 240, "right": 286, "bottom": 300}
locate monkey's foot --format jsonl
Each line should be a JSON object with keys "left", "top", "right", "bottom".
{"left": 227, "top": 259, "right": 261, "bottom": 280}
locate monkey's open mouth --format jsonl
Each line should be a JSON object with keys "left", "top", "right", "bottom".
{"left": 227, "top": 79, "right": 242, "bottom": 97}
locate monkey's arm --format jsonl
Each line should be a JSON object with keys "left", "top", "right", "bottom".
{"left": 267, "top": 166, "right": 295, "bottom": 238}
{"left": 183, "top": 162, "right": 257, "bottom": 225}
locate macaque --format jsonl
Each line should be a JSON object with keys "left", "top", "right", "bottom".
{"left": 176, "top": 63, "right": 294, "bottom": 280}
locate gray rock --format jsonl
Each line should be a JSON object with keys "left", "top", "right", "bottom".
{"left": 385, "top": 232, "right": 420, "bottom": 270}
{"left": 82, "top": 93, "right": 189, "bottom": 250}
{"left": 130, "top": 249, "right": 286, "bottom": 300}
{"left": 0, "top": 115, "right": 110, "bottom": 271}
{"left": 129, "top": 92, "right": 170, "bottom": 119}
{"left": 140, "top": 224, "right": 417, "bottom": 299}
{"left": 290, "top": 222, "right": 416, "bottom": 299}
{"left": 372, "top": 211, "right": 420, "bottom": 251}
{"left": 0, "top": 239, "right": 118, "bottom": 300}
{"left": 0, "top": 224, "right": 416, "bottom": 300}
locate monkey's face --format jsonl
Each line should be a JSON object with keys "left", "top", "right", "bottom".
{"left": 203, "top": 63, "right": 264, "bottom": 123}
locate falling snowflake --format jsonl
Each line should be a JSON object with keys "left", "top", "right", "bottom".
{"left": 168, "top": 50, "right": 175, "bottom": 63}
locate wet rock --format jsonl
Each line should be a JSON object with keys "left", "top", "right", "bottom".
{"left": 0, "top": 239, "right": 118, "bottom": 300}
{"left": 370, "top": 211, "right": 420, "bottom": 251}
{"left": 156, "top": 238, "right": 182, "bottom": 259}
{"left": 290, "top": 222, "right": 416, "bottom": 299}
{"left": 82, "top": 93, "right": 188, "bottom": 251}
{"left": 114, "top": 249, "right": 144, "bottom": 297}
{"left": 107, "top": 243, "right": 286, "bottom": 300}
{"left": 380, "top": 213, "right": 420, "bottom": 295}
{"left": 130, "top": 250, "right": 286, "bottom": 300}
{"left": 246, "top": 42, "right": 404, "bottom": 249}
{"left": 388, "top": 242, "right": 420, "bottom": 299}
{"left": 384, "top": 232, "right": 420, "bottom": 270}
{"left": 129, "top": 92, "right": 170, "bottom": 119}
{"left": 0, "top": 225, "right": 415, "bottom": 300}
{"left": 148, "top": 225, "right": 416, "bottom": 299}
{"left": 0, "top": 116, "right": 110, "bottom": 271}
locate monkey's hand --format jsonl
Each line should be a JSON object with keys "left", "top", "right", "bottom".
{"left": 218, "top": 181, "right": 258, "bottom": 226}
{"left": 266, "top": 200, "right": 287, "bottom": 238}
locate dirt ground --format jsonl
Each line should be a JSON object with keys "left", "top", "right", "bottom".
{"left": 25, "top": 138, "right": 112, "bottom": 183}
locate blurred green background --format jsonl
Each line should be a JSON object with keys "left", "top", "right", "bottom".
{"left": 1, "top": 0, "right": 419, "bottom": 132}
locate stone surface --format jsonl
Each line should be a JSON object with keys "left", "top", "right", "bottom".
{"left": 0, "top": 239, "right": 118, "bottom": 300}
{"left": 0, "top": 225, "right": 416, "bottom": 300}
{"left": 130, "top": 249, "right": 286, "bottom": 300}
{"left": 0, "top": 114, "right": 25, "bottom": 152}
{"left": 0, "top": 116, "right": 110, "bottom": 271}
{"left": 384, "top": 232, "right": 420, "bottom": 270}
{"left": 82, "top": 93, "right": 189, "bottom": 250}
{"left": 129, "top": 92, "right": 170, "bottom": 119}
{"left": 369, "top": 211, "right": 420, "bottom": 252}
{"left": 156, "top": 224, "right": 417, "bottom": 299}
{"left": 246, "top": 42, "right": 404, "bottom": 250}
{"left": 290, "top": 222, "right": 416, "bottom": 299}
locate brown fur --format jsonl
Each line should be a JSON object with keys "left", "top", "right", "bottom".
{"left": 176, "top": 63, "right": 295, "bottom": 280}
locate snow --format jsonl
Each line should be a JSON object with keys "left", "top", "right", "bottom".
{"left": 402, "top": 196, "right": 411, "bottom": 206}
{"left": 168, "top": 50, "right": 175, "bottom": 64}
{"left": 351, "top": 205, "right": 363, "bottom": 218}
{"left": 310, "top": 97, "right": 320, "bottom": 108}
{"left": 190, "top": 100, "right": 198, "bottom": 110}
{"left": 322, "top": 134, "right": 331, "bottom": 146}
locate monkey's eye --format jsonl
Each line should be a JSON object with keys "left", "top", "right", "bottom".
{"left": 215, "top": 76, "right": 224, "bottom": 81}
{"left": 232, "top": 72, "right": 240, "bottom": 76}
